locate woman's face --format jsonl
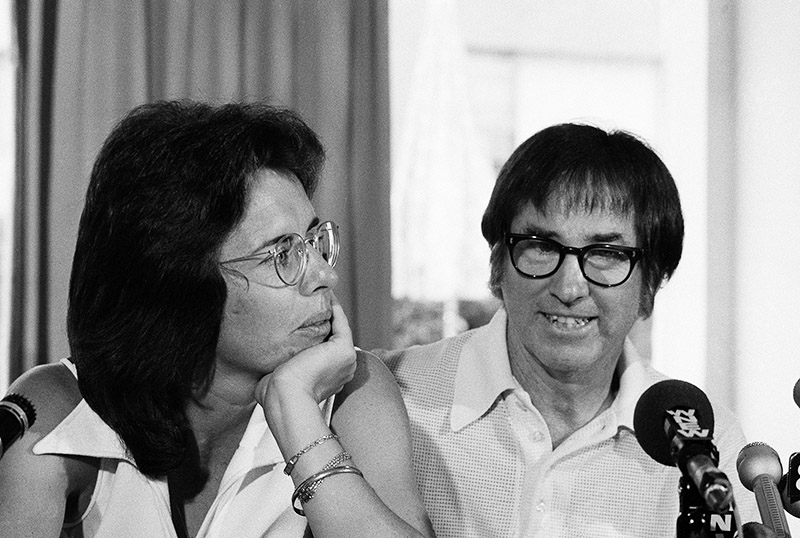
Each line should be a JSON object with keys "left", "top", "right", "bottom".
{"left": 214, "top": 169, "right": 339, "bottom": 392}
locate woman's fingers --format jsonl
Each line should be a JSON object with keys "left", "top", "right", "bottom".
{"left": 327, "top": 294, "right": 353, "bottom": 345}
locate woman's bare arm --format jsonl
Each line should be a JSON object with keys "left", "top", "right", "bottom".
{"left": 331, "top": 350, "right": 435, "bottom": 537}
{"left": 0, "top": 364, "right": 97, "bottom": 538}
{"left": 256, "top": 298, "right": 434, "bottom": 537}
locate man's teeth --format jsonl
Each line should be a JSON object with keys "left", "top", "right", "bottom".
{"left": 545, "top": 314, "right": 591, "bottom": 327}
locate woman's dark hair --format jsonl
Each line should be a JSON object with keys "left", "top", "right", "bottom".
{"left": 67, "top": 100, "right": 325, "bottom": 478}
{"left": 481, "top": 123, "right": 683, "bottom": 317}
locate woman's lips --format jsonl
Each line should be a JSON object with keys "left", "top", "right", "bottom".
{"left": 296, "top": 311, "right": 333, "bottom": 337}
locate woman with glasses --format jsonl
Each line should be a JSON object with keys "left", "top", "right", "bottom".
{"left": 0, "top": 101, "right": 434, "bottom": 538}
{"left": 379, "top": 123, "right": 761, "bottom": 537}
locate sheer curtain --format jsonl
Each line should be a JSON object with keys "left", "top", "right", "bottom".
{"left": 9, "top": 0, "right": 391, "bottom": 382}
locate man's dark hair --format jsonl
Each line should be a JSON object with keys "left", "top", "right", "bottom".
{"left": 481, "top": 123, "right": 684, "bottom": 317}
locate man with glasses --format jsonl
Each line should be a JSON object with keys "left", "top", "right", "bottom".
{"left": 379, "top": 123, "right": 763, "bottom": 537}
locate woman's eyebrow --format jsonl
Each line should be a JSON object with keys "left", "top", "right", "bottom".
{"left": 251, "top": 217, "right": 322, "bottom": 255}
{"left": 249, "top": 235, "right": 284, "bottom": 256}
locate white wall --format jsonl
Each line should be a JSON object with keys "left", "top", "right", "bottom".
{"left": 732, "top": 0, "right": 800, "bottom": 472}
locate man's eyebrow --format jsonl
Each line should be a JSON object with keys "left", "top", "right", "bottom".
{"left": 590, "top": 232, "right": 626, "bottom": 244}
{"left": 511, "top": 226, "right": 628, "bottom": 245}
{"left": 513, "top": 224, "right": 549, "bottom": 236}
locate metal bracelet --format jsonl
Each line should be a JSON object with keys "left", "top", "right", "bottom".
{"left": 291, "top": 465, "right": 364, "bottom": 516}
{"left": 283, "top": 433, "right": 338, "bottom": 475}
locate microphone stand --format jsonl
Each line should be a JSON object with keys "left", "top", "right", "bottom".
{"left": 678, "top": 476, "right": 711, "bottom": 538}
{"left": 677, "top": 477, "right": 739, "bottom": 538}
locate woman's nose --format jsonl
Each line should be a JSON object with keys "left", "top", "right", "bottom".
{"left": 299, "top": 247, "right": 339, "bottom": 294}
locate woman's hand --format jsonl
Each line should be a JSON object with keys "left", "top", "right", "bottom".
{"left": 250, "top": 304, "right": 434, "bottom": 538}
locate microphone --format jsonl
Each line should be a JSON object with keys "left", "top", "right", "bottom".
{"left": 793, "top": 378, "right": 800, "bottom": 411}
{"left": 737, "top": 442, "right": 792, "bottom": 537}
{"left": 779, "top": 466, "right": 800, "bottom": 519}
{"left": 0, "top": 393, "right": 37, "bottom": 458}
{"left": 780, "top": 379, "right": 800, "bottom": 517}
{"left": 634, "top": 379, "right": 734, "bottom": 513}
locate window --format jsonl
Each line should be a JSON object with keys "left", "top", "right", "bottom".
{"left": 389, "top": 0, "right": 709, "bottom": 385}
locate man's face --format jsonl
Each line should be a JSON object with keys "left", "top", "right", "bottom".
{"left": 500, "top": 201, "right": 644, "bottom": 380}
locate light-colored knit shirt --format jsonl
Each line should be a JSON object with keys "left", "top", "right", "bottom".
{"left": 380, "top": 308, "right": 758, "bottom": 538}
{"left": 33, "top": 359, "right": 320, "bottom": 538}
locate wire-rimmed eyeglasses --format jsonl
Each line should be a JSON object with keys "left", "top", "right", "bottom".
{"left": 505, "top": 233, "right": 644, "bottom": 288}
{"left": 221, "top": 221, "right": 339, "bottom": 286}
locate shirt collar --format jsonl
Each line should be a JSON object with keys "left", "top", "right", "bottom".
{"left": 450, "top": 308, "right": 653, "bottom": 433}
{"left": 608, "top": 338, "right": 652, "bottom": 431}
{"left": 451, "top": 308, "right": 515, "bottom": 431}
{"left": 218, "top": 403, "right": 283, "bottom": 489}
{"left": 32, "top": 398, "right": 135, "bottom": 463}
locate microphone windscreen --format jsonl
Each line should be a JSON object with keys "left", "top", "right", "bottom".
{"left": 793, "top": 379, "right": 800, "bottom": 409}
{"left": 0, "top": 393, "right": 37, "bottom": 457}
{"left": 2, "top": 394, "right": 36, "bottom": 427}
{"left": 737, "top": 441, "right": 783, "bottom": 490}
{"left": 633, "top": 379, "right": 715, "bottom": 466}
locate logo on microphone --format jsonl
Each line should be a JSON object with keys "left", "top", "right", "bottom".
{"left": 709, "top": 512, "right": 734, "bottom": 534}
{"left": 666, "top": 409, "right": 710, "bottom": 438}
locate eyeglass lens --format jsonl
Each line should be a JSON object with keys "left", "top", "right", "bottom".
{"left": 275, "top": 222, "right": 339, "bottom": 285}
{"left": 274, "top": 234, "right": 306, "bottom": 285}
{"left": 311, "top": 222, "right": 339, "bottom": 266}
{"left": 512, "top": 239, "right": 633, "bottom": 286}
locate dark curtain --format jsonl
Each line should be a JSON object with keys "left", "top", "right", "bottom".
{"left": 8, "top": 0, "right": 392, "bottom": 381}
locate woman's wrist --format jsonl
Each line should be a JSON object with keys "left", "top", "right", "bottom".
{"left": 259, "top": 373, "right": 343, "bottom": 478}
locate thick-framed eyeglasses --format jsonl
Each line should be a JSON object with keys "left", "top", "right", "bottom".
{"left": 505, "top": 233, "right": 644, "bottom": 288}
{"left": 221, "top": 221, "right": 339, "bottom": 286}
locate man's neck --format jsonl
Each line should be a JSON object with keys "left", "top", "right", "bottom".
{"left": 509, "top": 348, "right": 620, "bottom": 449}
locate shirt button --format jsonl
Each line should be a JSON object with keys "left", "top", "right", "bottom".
{"left": 531, "top": 431, "right": 545, "bottom": 442}
{"left": 536, "top": 500, "right": 546, "bottom": 512}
